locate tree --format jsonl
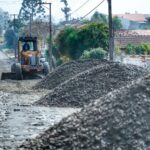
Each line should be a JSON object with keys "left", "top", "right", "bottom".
{"left": 91, "top": 11, "right": 108, "bottom": 24}
{"left": 19, "top": 0, "right": 45, "bottom": 22}
{"left": 4, "top": 29, "right": 17, "bottom": 49}
{"left": 8, "top": 18, "right": 24, "bottom": 33}
{"left": 0, "top": 9, "right": 10, "bottom": 35}
{"left": 146, "top": 17, "right": 150, "bottom": 23}
{"left": 112, "top": 16, "right": 122, "bottom": 30}
{"left": 55, "top": 23, "right": 109, "bottom": 59}
{"left": 60, "top": 0, "right": 71, "bottom": 22}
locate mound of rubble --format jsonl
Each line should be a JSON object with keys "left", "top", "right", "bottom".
{"left": 20, "top": 77, "right": 150, "bottom": 150}
{"left": 33, "top": 59, "right": 108, "bottom": 90}
{"left": 35, "top": 62, "right": 148, "bottom": 107}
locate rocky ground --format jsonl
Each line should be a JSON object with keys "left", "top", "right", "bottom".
{"left": 20, "top": 76, "right": 150, "bottom": 150}
{"left": 35, "top": 62, "right": 148, "bottom": 107}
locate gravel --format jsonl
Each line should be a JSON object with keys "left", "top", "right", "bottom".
{"left": 33, "top": 59, "right": 108, "bottom": 90}
{"left": 35, "top": 62, "right": 148, "bottom": 107}
{"left": 19, "top": 76, "right": 150, "bottom": 150}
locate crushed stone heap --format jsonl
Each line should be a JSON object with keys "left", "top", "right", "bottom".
{"left": 20, "top": 77, "right": 150, "bottom": 150}
{"left": 35, "top": 62, "right": 148, "bottom": 107}
{"left": 33, "top": 59, "right": 108, "bottom": 90}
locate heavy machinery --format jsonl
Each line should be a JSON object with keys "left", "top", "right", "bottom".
{"left": 1, "top": 36, "right": 50, "bottom": 80}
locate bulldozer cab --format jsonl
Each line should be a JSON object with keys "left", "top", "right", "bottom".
{"left": 19, "top": 37, "right": 38, "bottom": 52}
{"left": 18, "top": 37, "right": 40, "bottom": 66}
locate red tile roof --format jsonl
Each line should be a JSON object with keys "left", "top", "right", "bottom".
{"left": 114, "top": 13, "right": 150, "bottom": 23}
{"left": 115, "top": 30, "right": 150, "bottom": 37}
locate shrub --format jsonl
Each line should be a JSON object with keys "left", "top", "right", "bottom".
{"left": 140, "top": 43, "right": 150, "bottom": 54}
{"left": 126, "top": 43, "right": 136, "bottom": 55}
{"left": 56, "top": 56, "right": 70, "bottom": 66}
{"left": 135, "top": 45, "right": 145, "bottom": 55}
{"left": 126, "top": 43, "right": 150, "bottom": 55}
{"left": 81, "top": 47, "right": 107, "bottom": 60}
{"left": 115, "top": 46, "right": 122, "bottom": 56}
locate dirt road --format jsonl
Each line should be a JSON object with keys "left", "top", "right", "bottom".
{"left": 0, "top": 51, "right": 79, "bottom": 150}
{"left": 0, "top": 51, "right": 11, "bottom": 79}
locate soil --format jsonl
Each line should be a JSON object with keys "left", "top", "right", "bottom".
{"left": 20, "top": 76, "right": 150, "bottom": 150}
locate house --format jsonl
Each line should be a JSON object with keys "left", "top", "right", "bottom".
{"left": 115, "top": 30, "right": 150, "bottom": 49}
{"left": 114, "top": 13, "right": 150, "bottom": 29}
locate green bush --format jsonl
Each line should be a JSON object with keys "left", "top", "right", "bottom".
{"left": 56, "top": 56, "right": 70, "bottom": 66}
{"left": 55, "top": 23, "right": 109, "bottom": 60}
{"left": 135, "top": 45, "right": 145, "bottom": 55}
{"left": 115, "top": 46, "right": 122, "bottom": 55}
{"left": 126, "top": 43, "right": 136, "bottom": 55}
{"left": 140, "top": 43, "right": 150, "bottom": 54}
{"left": 126, "top": 43, "right": 150, "bottom": 55}
{"left": 80, "top": 47, "right": 107, "bottom": 60}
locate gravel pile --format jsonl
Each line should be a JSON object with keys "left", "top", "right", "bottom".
{"left": 20, "top": 77, "right": 150, "bottom": 150}
{"left": 35, "top": 63, "right": 148, "bottom": 107}
{"left": 33, "top": 59, "right": 108, "bottom": 90}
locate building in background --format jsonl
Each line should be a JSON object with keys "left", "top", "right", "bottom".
{"left": 115, "top": 30, "right": 150, "bottom": 49}
{"left": 114, "top": 13, "right": 150, "bottom": 29}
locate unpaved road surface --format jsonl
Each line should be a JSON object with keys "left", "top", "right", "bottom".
{"left": 0, "top": 51, "right": 11, "bottom": 78}
{"left": 0, "top": 51, "right": 79, "bottom": 150}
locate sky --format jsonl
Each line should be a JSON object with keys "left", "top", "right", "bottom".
{"left": 0, "top": 0, "right": 149, "bottom": 22}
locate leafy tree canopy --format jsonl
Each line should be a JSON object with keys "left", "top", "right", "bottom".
{"left": 91, "top": 11, "right": 108, "bottom": 24}
{"left": 8, "top": 18, "right": 24, "bottom": 33}
{"left": 4, "top": 29, "right": 17, "bottom": 49}
{"left": 146, "top": 17, "right": 150, "bottom": 23}
{"left": 55, "top": 23, "right": 109, "bottom": 59}
{"left": 60, "top": 0, "right": 71, "bottom": 22}
{"left": 113, "top": 16, "right": 123, "bottom": 30}
{"left": 19, "top": 0, "right": 45, "bottom": 21}
{"left": 0, "top": 9, "right": 10, "bottom": 35}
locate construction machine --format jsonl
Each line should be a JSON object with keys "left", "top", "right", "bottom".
{"left": 1, "top": 36, "right": 50, "bottom": 80}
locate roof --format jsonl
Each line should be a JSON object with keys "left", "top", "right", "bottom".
{"left": 114, "top": 13, "right": 150, "bottom": 23}
{"left": 19, "top": 37, "right": 37, "bottom": 42}
{"left": 115, "top": 30, "right": 150, "bottom": 37}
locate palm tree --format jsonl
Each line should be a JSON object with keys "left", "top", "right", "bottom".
{"left": 60, "top": 0, "right": 71, "bottom": 22}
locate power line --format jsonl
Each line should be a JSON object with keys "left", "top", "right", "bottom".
{"left": 0, "top": 0, "right": 21, "bottom": 3}
{"left": 43, "top": 5, "right": 49, "bottom": 10}
{"left": 81, "top": 0, "right": 105, "bottom": 19}
{"left": 70, "top": 0, "right": 90, "bottom": 15}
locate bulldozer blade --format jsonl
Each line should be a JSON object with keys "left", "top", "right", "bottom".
{"left": 1, "top": 72, "right": 16, "bottom": 80}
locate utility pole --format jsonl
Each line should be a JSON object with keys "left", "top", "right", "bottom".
{"left": 31, "top": 2, "right": 34, "bottom": 21}
{"left": 38, "top": 2, "right": 53, "bottom": 72}
{"left": 13, "top": 14, "right": 17, "bottom": 59}
{"left": 29, "top": 14, "right": 32, "bottom": 36}
{"left": 13, "top": 14, "right": 16, "bottom": 32}
{"left": 29, "top": 2, "right": 34, "bottom": 37}
{"left": 108, "top": 0, "right": 114, "bottom": 61}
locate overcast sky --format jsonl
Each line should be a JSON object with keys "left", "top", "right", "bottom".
{"left": 0, "top": 0, "right": 149, "bottom": 22}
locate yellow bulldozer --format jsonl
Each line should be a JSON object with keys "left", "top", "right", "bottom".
{"left": 1, "top": 36, "right": 50, "bottom": 80}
